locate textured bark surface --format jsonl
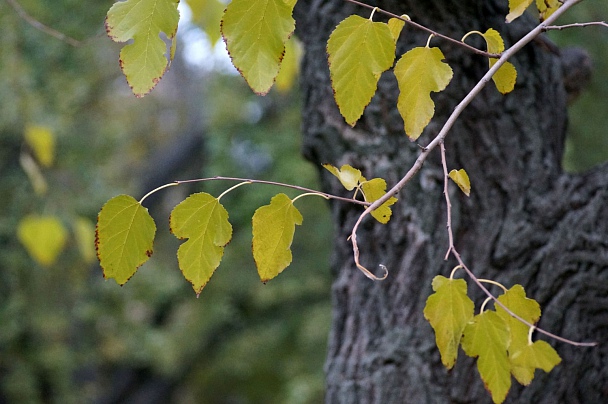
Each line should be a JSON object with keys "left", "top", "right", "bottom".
{"left": 294, "top": 0, "right": 608, "bottom": 402}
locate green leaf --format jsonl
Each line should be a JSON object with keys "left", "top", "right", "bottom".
{"left": 360, "top": 178, "right": 398, "bottom": 224}
{"left": 394, "top": 46, "right": 453, "bottom": 140}
{"left": 170, "top": 193, "right": 232, "bottom": 295}
{"left": 221, "top": 0, "right": 296, "bottom": 95}
{"left": 423, "top": 276, "right": 475, "bottom": 369}
{"left": 24, "top": 124, "right": 55, "bottom": 167}
{"left": 17, "top": 214, "right": 67, "bottom": 267}
{"left": 327, "top": 15, "right": 396, "bottom": 126}
{"left": 252, "top": 193, "right": 303, "bottom": 282}
{"left": 105, "top": 0, "right": 180, "bottom": 97}
{"left": 510, "top": 340, "right": 561, "bottom": 385}
{"left": 481, "top": 29, "right": 517, "bottom": 94}
{"left": 387, "top": 17, "right": 405, "bottom": 44}
{"left": 96, "top": 195, "right": 156, "bottom": 284}
{"left": 506, "top": 0, "right": 534, "bottom": 23}
{"left": 462, "top": 311, "right": 511, "bottom": 404}
{"left": 449, "top": 168, "right": 471, "bottom": 196}
{"left": 322, "top": 163, "right": 363, "bottom": 191}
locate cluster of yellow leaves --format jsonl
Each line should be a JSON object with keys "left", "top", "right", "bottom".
{"left": 96, "top": 188, "right": 305, "bottom": 295}
{"left": 323, "top": 164, "right": 397, "bottom": 223}
{"left": 507, "top": 0, "right": 562, "bottom": 22}
{"left": 424, "top": 277, "right": 561, "bottom": 403}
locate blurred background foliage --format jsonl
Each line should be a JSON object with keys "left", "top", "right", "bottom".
{"left": 0, "top": 0, "right": 605, "bottom": 403}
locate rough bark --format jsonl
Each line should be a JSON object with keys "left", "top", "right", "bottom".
{"left": 294, "top": 0, "right": 608, "bottom": 402}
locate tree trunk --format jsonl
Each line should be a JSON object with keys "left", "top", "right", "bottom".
{"left": 294, "top": 0, "right": 608, "bottom": 402}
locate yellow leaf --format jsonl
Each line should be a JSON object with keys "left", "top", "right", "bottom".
{"left": 221, "top": 0, "right": 296, "bottom": 95}
{"left": 448, "top": 169, "right": 471, "bottom": 196}
{"left": 96, "top": 195, "right": 156, "bottom": 285}
{"left": 423, "top": 276, "right": 475, "bottom": 369}
{"left": 252, "top": 193, "right": 303, "bottom": 282}
{"left": 536, "top": 0, "right": 561, "bottom": 21}
{"left": 105, "top": 0, "right": 180, "bottom": 97}
{"left": 510, "top": 340, "right": 561, "bottom": 385}
{"left": 327, "top": 15, "right": 396, "bottom": 126}
{"left": 275, "top": 36, "right": 301, "bottom": 93}
{"left": 462, "top": 311, "right": 512, "bottom": 404}
{"left": 506, "top": 0, "right": 534, "bottom": 23}
{"left": 387, "top": 17, "right": 405, "bottom": 44}
{"left": 24, "top": 125, "right": 55, "bottom": 167}
{"left": 73, "top": 217, "right": 96, "bottom": 264}
{"left": 394, "top": 46, "right": 453, "bottom": 140}
{"left": 360, "top": 178, "right": 398, "bottom": 224}
{"left": 480, "top": 29, "right": 517, "bottom": 94}
{"left": 170, "top": 193, "right": 233, "bottom": 295}
{"left": 17, "top": 215, "right": 67, "bottom": 267}
{"left": 322, "top": 163, "right": 363, "bottom": 191}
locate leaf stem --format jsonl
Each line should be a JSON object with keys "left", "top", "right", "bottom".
{"left": 477, "top": 279, "right": 508, "bottom": 294}
{"left": 292, "top": 192, "right": 330, "bottom": 204}
{"left": 217, "top": 181, "right": 251, "bottom": 201}
{"left": 139, "top": 182, "right": 179, "bottom": 204}
{"left": 449, "top": 264, "right": 463, "bottom": 280}
{"left": 342, "top": 0, "right": 500, "bottom": 57}
{"left": 176, "top": 176, "right": 370, "bottom": 206}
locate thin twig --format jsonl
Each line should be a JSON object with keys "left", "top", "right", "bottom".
{"left": 343, "top": 0, "right": 501, "bottom": 58}
{"left": 171, "top": 176, "right": 371, "bottom": 207}
{"left": 6, "top": 0, "right": 83, "bottom": 47}
{"left": 440, "top": 142, "right": 453, "bottom": 261}
{"left": 544, "top": 21, "right": 608, "bottom": 31}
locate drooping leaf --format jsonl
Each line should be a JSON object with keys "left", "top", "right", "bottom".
{"left": 275, "top": 36, "right": 302, "bottom": 93}
{"left": 170, "top": 193, "right": 232, "bottom": 295}
{"left": 17, "top": 214, "right": 67, "bottom": 267}
{"left": 221, "top": 0, "right": 296, "bottom": 95}
{"left": 327, "top": 15, "right": 396, "bottom": 126}
{"left": 423, "top": 276, "right": 475, "bottom": 369}
{"left": 462, "top": 311, "right": 512, "bottom": 404}
{"left": 536, "top": 0, "right": 561, "bottom": 21}
{"left": 481, "top": 29, "right": 517, "bottom": 94}
{"left": 73, "top": 216, "right": 97, "bottom": 264}
{"left": 449, "top": 169, "right": 471, "bottom": 196}
{"left": 24, "top": 124, "right": 55, "bottom": 167}
{"left": 506, "top": 0, "right": 534, "bottom": 23}
{"left": 387, "top": 17, "right": 406, "bottom": 44}
{"left": 96, "top": 195, "right": 156, "bottom": 284}
{"left": 496, "top": 285, "right": 541, "bottom": 347}
{"left": 394, "top": 46, "right": 453, "bottom": 140}
{"left": 510, "top": 340, "right": 561, "bottom": 385}
{"left": 360, "top": 178, "right": 398, "bottom": 224}
{"left": 495, "top": 285, "right": 543, "bottom": 384}
{"left": 105, "top": 0, "right": 180, "bottom": 97}
{"left": 322, "top": 163, "right": 363, "bottom": 191}
{"left": 252, "top": 193, "right": 303, "bottom": 282}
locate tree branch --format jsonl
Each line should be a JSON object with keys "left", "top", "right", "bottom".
{"left": 6, "top": 0, "right": 83, "bottom": 47}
